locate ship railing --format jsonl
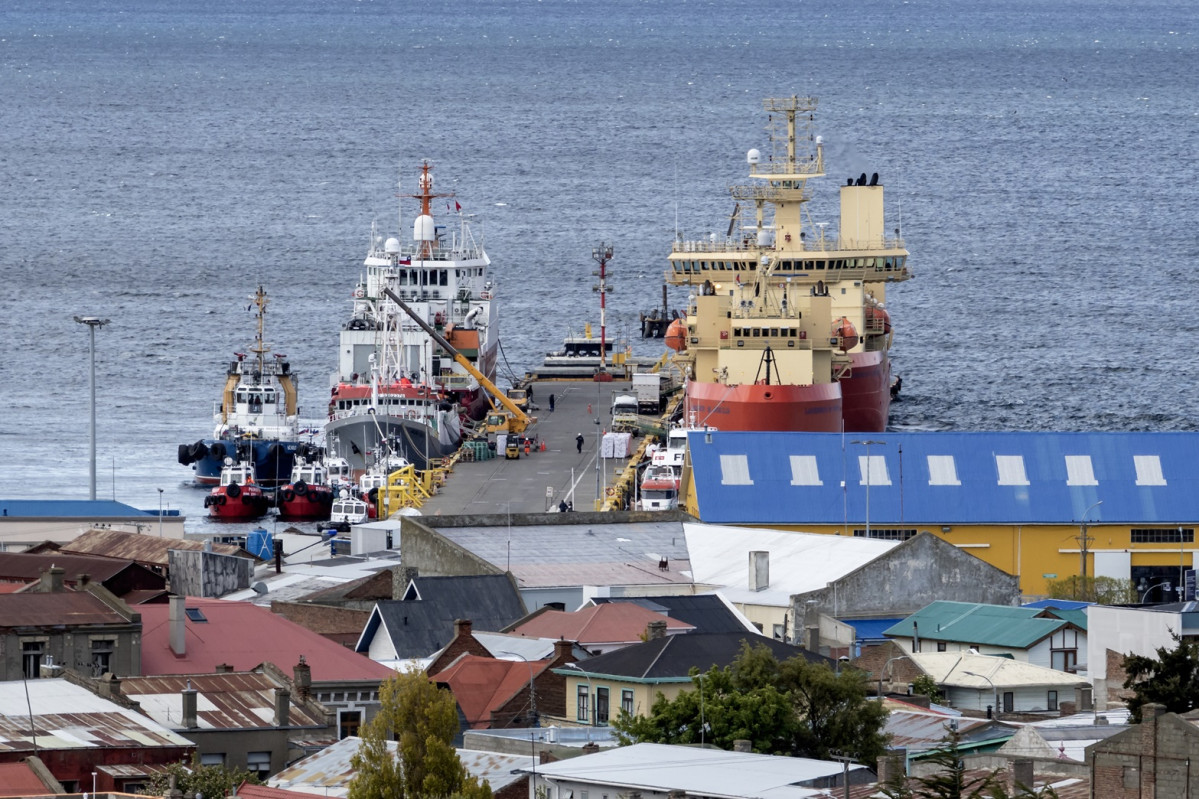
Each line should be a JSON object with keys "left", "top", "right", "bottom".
{"left": 730, "top": 183, "right": 813, "bottom": 203}
{"left": 670, "top": 234, "right": 906, "bottom": 255}
{"left": 747, "top": 161, "right": 824, "bottom": 178}
{"left": 715, "top": 337, "right": 815, "bottom": 352}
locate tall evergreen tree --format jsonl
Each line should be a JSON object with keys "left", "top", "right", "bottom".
{"left": 1123, "top": 632, "right": 1199, "bottom": 722}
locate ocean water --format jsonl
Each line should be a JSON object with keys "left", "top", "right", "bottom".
{"left": 1, "top": 0, "right": 1196, "bottom": 531}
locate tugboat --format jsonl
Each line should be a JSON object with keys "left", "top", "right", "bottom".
{"left": 204, "top": 460, "right": 270, "bottom": 520}
{"left": 325, "top": 161, "right": 498, "bottom": 473}
{"left": 637, "top": 463, "right": 681, "bottom": 511}
{"left": 276, "top": 459, "right": 335, "bottom": 521}
{"left": 665, "top": 97, "right": 912, "bottom": 433}
{"left": 178, "top": 287, "right": 315, "bottom": 485}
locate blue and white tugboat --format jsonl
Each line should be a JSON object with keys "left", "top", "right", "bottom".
{"left": 178, "top": 287, "right": 317, "bottom": 486}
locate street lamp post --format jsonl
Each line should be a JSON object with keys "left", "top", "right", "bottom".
{"left": 852, "top": 440, "right": 885, "bottom": 537}
{"left": 563, "top": 661, "right": 594, "bottom": 739}
{"left": 1140, "top": 580, "right": 1174, "bottom": 604}
{"left": 594, "top": 416, "right": 602, "bottom": 506}
{"left": 963, "top": 670, "right": 999, "bottom": 719}
{"left": 158, "top": 488, "right": 164, "bottom": 537}
{"left": 74, "top": 316, "right": 110, "bottom": 500}
{"left": 497, "top": 650, "right": 537, "bottom": 727}
{"left": 1077, "top": 500, "right": 1103, "bottom": 600}
{"left": 878, "top": 654, "right": 909, "bottom": 699}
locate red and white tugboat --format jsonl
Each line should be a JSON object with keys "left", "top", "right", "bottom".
{"left": 276, "top": 459, "right": 335, "bottom": 521}
{"left": 205, "top": 460, "right": 270, "bottom": 520}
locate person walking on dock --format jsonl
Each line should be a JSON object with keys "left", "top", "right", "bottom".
{"left": 549, "top": 393, "right": 556, "bottom": 412}
{"left": 576, "top": 433, "right": 584, "bottom": 453}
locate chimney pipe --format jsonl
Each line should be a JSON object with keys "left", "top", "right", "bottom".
{"left": 293, "top": 655, "right": 312, "bottom": 700}
{"left": 169, "top": 595, "right": 187, "bottom": 657}
{"left": 748, "top": 551, "right": 769, "bottom": 592}
{"left": 274, "top": 687, "right": 291, "bottom": 728}
{"left": 39, "top": 565, "right": 66, "bottom": 593}
{"left": 273, "top": 539, "right": 283, "bottom": 574}
{"left": 182, "top": 681, "right": 198, "bottom": 729}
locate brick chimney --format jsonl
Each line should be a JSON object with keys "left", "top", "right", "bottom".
{"left": 293, "top": 655, "right": 312, "bottom": 701}
{"left": 181, "top": 681, "right": 198, "bottom": 729}
{"left": 646, "top": 620, "right": 667, "bottom": 640}
{"left": 454, "top": 619, "right": 473, "bottom": 639}
{"left": 274, "top": 687, "right": 291, "bottom": 727}
{"left": 98, "top": 673, "right": 122, "bottom": 700}
{"left": 169, "top": 595, "right": 186, "bottom": 657}
{"left": 553, "top": 638, "right": 573, "bottom": 662}
{"left": 38, "top": 565, "right": 66, "bottom": 593}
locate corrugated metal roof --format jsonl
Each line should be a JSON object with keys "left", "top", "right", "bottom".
{"left": 0, "top": 678, "right": 193, "bottom": 751}
{"left": 907, "top": 652, "right": 1089, "bottom": 689}
{"left": 429, "top": 521, "right": 693, "bottom": 589}
{"left": 560, "top": 632, "right": 827, "bottom": 681}
{"left": 0, "top": 500, "right": 160, "bottom": 518}
{"left": 0, "top": 762, "right": 55, "bottom": 796}
{"left": 884, "top": 710, "right": 998, "bottom": 750}
{"left": 123, "top": 672, "right": 326, "bottom": 730}
{"left": 0, "top": 552, "right": 140, "bottom": 583}
{"left": 0, "top": 591, "right": 132, "bottom": 628}
{"left": 269, "top": 735, "right": 533, "bottom": 796}
{"left": 56, "top": 528, "right": 247, "bottom": 566}
{"left": 529, "top": 742, "right": 859, "bottom": 799}
{"left": 590, "top": 594, "right": 761, "bottom": 634}
{"left": 884, "top": 601, "right": 1070, "bottom": 648}
{"left": 688, "top": 431, "right": 1199, "bottom": 524}
{"left": 511, "top": 603, "right": 694, "bottom": 644}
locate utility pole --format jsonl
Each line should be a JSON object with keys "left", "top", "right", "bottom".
{"left": 1076, "top": 501, "right": 1102, "bottom": 601}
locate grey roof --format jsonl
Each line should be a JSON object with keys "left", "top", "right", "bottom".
{"left": 426, "top": 520, "right": 693, "bottom": 589}
{"left": 589, "top": 594, "right": 758, "bottom": 634}
{"left": 358, "top": 574, "right": 527, "bottom": 658}
{"left": 557, "top": 632, "right": 830, "bottom": 682}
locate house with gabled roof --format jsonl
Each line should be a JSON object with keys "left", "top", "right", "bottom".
{"left": 139, "top": 596, "right": 394, "bottom": 740}
{"left": 554, "top": 629, "right": 829, "bottom": 726}
{"left": 907, "top": 652, "right": 1088, "bottom": 717}
{"left": 587, "top": 593, "right": 760, "bottom": 635}
{"left": 503, "top": 602, "right": 695, "bottom": 654}
{"left": 884, "top": 600, "right": 1087, "bottom": 675}
{"left": 354, "top": 574, "right": 527, "bottom": 667}
{"left": 0, "top": 551, "right": 167, "bottom": 599}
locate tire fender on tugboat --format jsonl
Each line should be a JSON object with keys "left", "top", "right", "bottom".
{"left": 294, "top": 481, "right": 308, "bottom": 497}
{"left": 227, "top": 482, "right": 242, "bottom": 499}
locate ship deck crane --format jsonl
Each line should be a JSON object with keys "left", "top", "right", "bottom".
{"left": 380, "top": 287, "right": 535, "bottom": 435}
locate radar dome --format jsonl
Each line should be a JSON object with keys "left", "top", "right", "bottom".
{"left": 747, "top": 148, "right": 761, "bottom": 165}
{"left": 384, "top": 237, "right": 401, "bottom": 254}
{"left": 414, "top": 214, "right": 436, "bottom": 242}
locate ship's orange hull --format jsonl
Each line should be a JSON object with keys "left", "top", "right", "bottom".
{"left": 685, "top": 352, "right": 891, "bottom": 433}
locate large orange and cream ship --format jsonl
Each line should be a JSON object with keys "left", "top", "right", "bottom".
{"left": 665, "top": 97, "right": 912, "bottom": 433}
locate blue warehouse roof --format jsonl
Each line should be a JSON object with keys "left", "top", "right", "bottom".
{"left": 0, "top": 499, "right": 163, "bottom": 518}
{"left": 687, "top": 431, "right": 1199, "bottom": 526}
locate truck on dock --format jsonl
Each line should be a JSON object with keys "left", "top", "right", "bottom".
{"left": 632, "top": 372, "right": 663, "bottom": 414}
{"left": 611, "top": 394, "right": 640, "bottom": 433}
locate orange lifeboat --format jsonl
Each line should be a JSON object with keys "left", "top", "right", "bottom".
{"left": 832, "top": 317, "right": 859, "bottom": 351}
{"left": 665, "top": 319, "right": 688, "bottom": 352}
{"left": 865, "top": 305, "right": 891, "bottom": 335}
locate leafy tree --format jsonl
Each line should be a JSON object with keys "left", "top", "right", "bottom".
{"left": 1123, "top": 631, "right": 1199, "bottom": 722}
{"left": 880, "top": 729, "right": 1056, "bottom": 798}
{"left": 348, "top": 668, "right": 492, "bottom": 799}
{"left": 612, "top": 641, "right": 888, "bottom": 763}
{"left": 139, "top": 760, "right": 260, "bottom": 797}
{"left": 1046, "top": 575, "right": 1136, "bottom": 604}
{"left": 911, "top": 675, "right": 943, "bottom": 704}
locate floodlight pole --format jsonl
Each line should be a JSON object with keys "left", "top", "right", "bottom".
{"left": 74, "top": 316, "right": 110, "bottom": 500}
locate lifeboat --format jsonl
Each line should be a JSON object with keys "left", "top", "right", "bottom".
{"left": 832, "top": 317, "right": 859, "bottom": 352}
{"left": 664, "top": 319, "right": 688, "bottom": 352}
{"left": 865, "top": 304, "right": 891, "bottom": 335}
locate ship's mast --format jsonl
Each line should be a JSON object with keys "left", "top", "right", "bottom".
{"left": 593, "top": 244, "right": 614, "bottom": 371}
{"left": 250, "top": 286, "right": 270, "bottom": 376}
{"left": 405, "top": 161, "right": 455, "bottom": 259}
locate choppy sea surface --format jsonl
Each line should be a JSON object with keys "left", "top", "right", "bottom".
{"left": 1, "top": 0, "right": 1196, "bottom": 533}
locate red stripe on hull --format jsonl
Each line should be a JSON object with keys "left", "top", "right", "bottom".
{"left": 841, "top": 352, "right": 891, "bottom": 433}
{"left": 686, "top": 381, "right": 843, "bottom": 432}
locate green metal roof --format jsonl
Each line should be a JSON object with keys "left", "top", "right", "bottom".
{"left": 1044, "top": 607, "right": 1089, "bottom": 631}
{"left": 884, "top": 601, "right": 1073, "bottom": 649}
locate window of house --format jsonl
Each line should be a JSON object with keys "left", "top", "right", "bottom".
{"left": 91, "top": 639, "right": 115, "bottom": 676}
{"left": 773, "top": 624, "right": 786, "bottom": 641}
{"left": 596, "top": 687, "right": 610, "bottom": 725}
{"left": 621, "top": 690, "right": 634, "bottom": 716}
{"left": 200, "top": 753, "right": 226, "bottom": 767}
{"left": 21, "top": 641, "right": 44, "bottom": 679}
{"left": 247, "top": 751, "right": 271, "bottom": 780}
{"left": 937, "top": 642, "right": 947, "bottom": 652}
{"left": 576, "top": 685, "right": 589, "bottom": 722}
{"left": 1131, "top": 528, "right": 1194, "bottom": 543}
{"left": 1048, "top": 691, "right": 1059, "bottom": 711}
{"left": 1051, "top": 649, "right": 1078, "bottom": 672}
{"left": 339, "top": 710, "right": 362, "bottom": 739}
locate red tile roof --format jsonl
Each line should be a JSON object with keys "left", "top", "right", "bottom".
{"left": 233, "top": 783, "right": 318, "bottom": 799}
{"left": 0, "top": 762, "right": 54, "bottom": 797}
{"left": 139, "top": 598, "right": 393, "bottom": 682}
{"left": 510, "top": 603, "right": 694, "bottom": 645}
{"left": 432, "top": 655, "right": 548, "bottom": 728}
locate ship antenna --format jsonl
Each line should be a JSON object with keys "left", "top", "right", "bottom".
{"left": 396, "top": 163, "right": 403, "bottom": 239}
{"left": 673, "top": 160, "right": 680, "bottom": 241}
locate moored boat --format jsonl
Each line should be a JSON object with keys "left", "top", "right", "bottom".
{"left": 637, "top": 462, "right": 680, "bottom": 511}
{"left": 276, "top": 459, "right": 335, "bottom": 521}
{"left": 326, "top": 161, "right": 496, "bottom": 473}
{"left": 204, "top": 460, "right": 270, "bottom": 520}
{"left": 178, "top": 287, "right": 316, "bottom": 486}
{"left": 665, "top": 96, "right": 912, "bottom": 433}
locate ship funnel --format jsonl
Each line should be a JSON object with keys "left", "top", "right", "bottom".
{"left": 747, "top": 148, "right": 761, "bottom": 165}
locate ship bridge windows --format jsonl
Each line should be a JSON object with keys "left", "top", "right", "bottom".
{"left": 1134, "top": 455, "right": 1167, "bottom": 486}
{"left": 789, "top": 455, "right": 823, "bottom": 486}
{"left": 1064, "top": 455, "right": 1098, "bottom": 486}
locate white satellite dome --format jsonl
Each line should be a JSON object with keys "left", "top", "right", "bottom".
{"left": 413, "top": 214, "right": 435, "bottom": 242}
{"left": 384, "top": 237, "right": 401, "bottom": 254}
{"left": 747, "top": 148, "right": 761, "bottom": 165}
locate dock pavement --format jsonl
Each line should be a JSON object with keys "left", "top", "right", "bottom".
{"left": 419, "top": 380, "right": 648, "bottom": 516}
